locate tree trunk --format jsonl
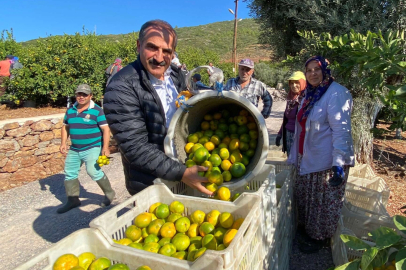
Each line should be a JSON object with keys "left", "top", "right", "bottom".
{"left": 351, "top": 98, "right": 383, "bottom": 164}
{"left": 396, "top": 128, "right": 403, "bottom": 139}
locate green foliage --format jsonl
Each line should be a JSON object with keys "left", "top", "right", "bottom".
{"left": 4, "top": 31, "right": 138, "bottom": 103}
{"left": 246, "top": 0, "right": 406, "bottom": 58}
{"left": 254, "top": 62, "right": 291, "bottom": 87}
{"left": 335, "top": 215, "right": 406, "bottom": 270}
{"left": 0, "top": 30, "right": 22, "bottom": 59}
{"left": 1, "top": 28, "right": 229, "bottom": 105}
{"left": 177, "top": 47, "right": 220, "bottom": 71}
{"left": 1, "top": 20, "right": 263, "bottom": 105}
{"left": 340, "top": 235, "right": 370, "bottom": 250}
{"left": 23, "top": 19, "right": 265, "bottom": 62}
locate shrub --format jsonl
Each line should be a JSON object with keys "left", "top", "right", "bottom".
{"left": 330, "top": 215, "right": 406, "bottom": 270}
{"left": 2, "top": 30, "right": 138, "bottom": 104}
{"left": 254, "top": 62, "right": 291, "bottom": 88}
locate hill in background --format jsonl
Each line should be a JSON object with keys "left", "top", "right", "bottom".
{"left": 23, "top": 19, "right": 272, "bottom": 62}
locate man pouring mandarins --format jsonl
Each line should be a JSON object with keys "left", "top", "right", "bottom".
{"left": 103, "top": 20, "right": 213, "bottom": 195}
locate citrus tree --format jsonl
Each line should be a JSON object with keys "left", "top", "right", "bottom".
{"left": 0, "top": 30, "right": 22, "bottom": 59}
{"left": 3, "top": 30, "right": 138, "bottom": 104}
{"left": 176, "top": 46, "right": 219, "bottom": 85}
{"left": 0, "top": 30, "right": 228, "bottom": 105}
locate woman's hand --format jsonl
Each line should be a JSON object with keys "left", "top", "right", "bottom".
{"left": 275, "top": 136, "right": 281, "bottom": 147}
{"left": 328, "top": 166, "right": 344, "bottom": 186}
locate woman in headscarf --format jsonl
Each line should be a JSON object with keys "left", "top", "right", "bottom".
{"left": 287, "top": 56, "right": 354, "bottom": 253}
{"left": 275, "top": 71, "right": 306, "bottom": 155}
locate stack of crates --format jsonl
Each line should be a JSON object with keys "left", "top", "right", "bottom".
{"left": 154, "top": 163, "right": 295, "bottom": 270}
{"left": 331, "top": 202, "right": 395, "bottom": 266}
{"left": 266, "top": 149, "right": 291, "bottom": 174}
{"left": 264, "top": 168, "right": 294, "bottom": 270}
{"left": 331, "top": 164, "right": 394, "bottom": 267}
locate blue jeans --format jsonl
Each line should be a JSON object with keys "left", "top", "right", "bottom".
{"left": 64, "top": 147, "right": 104, "bottom": 181}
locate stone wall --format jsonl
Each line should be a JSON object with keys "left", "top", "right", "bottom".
{"left": 0, "top": 117, "right": 117, "bottom": 191}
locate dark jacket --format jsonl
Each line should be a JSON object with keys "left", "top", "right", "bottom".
{"left": 103, "top": 57, "right": 187, "bottom": 194}
{"left": 278, "top": 104, "right": 299, "bottom": 154}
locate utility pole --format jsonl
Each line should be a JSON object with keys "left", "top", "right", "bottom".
{"left": 233, "top": 0, "right": 239, "bottom": 74}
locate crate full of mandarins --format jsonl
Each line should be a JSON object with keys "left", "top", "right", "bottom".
{"left": 89, "top": 184, "right": 263, "bottom": 270}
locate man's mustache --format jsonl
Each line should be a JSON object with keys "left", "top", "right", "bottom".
{"left": 148, "top": 58, "right": 166, "bottom": 66}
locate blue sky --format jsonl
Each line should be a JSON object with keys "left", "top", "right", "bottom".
{"left": 2, "top": 0, "right": 253, "bottom": 42}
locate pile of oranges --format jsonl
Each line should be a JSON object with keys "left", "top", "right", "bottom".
{"left": 52, "top": 252, "right": 150, "bottom": 270}
{"left": 115, "top": 201, "right": 243, "bottom": 262}
{"left": 184, "top": 109, "right": 258, "bottom": 198}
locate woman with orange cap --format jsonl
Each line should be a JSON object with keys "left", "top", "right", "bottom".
{"left": 275, "top": 71, "right": 306, "bottom": 155}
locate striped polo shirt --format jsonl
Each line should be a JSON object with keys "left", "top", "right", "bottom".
{"left": 63, "top": 100, "right": 108, "bottom": 152}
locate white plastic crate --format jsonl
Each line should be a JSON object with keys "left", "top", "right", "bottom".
{"left": 155, "top": 164, "right": 279, "bottom": 270}
{"left": 346, "top": 175, "right": 390, "bottom": 206}
{"left": 349, "top": 164, "right": 375, "bottom": 179}
{"left": 266, "top": 150, "right": 292, "bottom": 174}
{"left": 264, "top": 168, "right": 294, "bottom": 270}
{"left": 89, "top": 184, "right": 262, "bottom": 270}
{"left": 344, "top": 182, "right": 390, "bottom": 214}
{"left": 331, "top": 202, "right": 395, "bottom": 266}
{"left": 15, "top": 228, "right": 223, "bottom": 270}
{"left": 232, "top": 218, "right": 264, "bottom": 270}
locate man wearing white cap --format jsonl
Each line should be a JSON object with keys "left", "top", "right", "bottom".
{"left": 224, "top": 58, "right": 272, "bottom": 119}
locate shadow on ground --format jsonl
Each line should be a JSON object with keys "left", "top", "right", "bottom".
{"left": 289, "top": 232, "right": 335, "bottom": 270}
{"left": 33, "top": 174, "right": 114, "bottom": 243}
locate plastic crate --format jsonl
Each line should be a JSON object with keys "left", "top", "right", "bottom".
{"left": 264, "top": 168, "right": 294, "bottom": 270}
{"left": 15, "top": 228, "right": 223, "bottom": 270}
{"left": 266, "top": 150, "right": 291, "bottom": 174}
{"left": 346, "top": 175, "right": 390, "bottom": 206}
{"left": 349, "top": 164, "right": 375, "bottom": 179}
{"left": 331, "top": 202, "right": 395, "bottom": 266}
{"left": 344, "top": 182, "right": 389, "bottom": 213}
{"left": 154, "top": 164, "right": 280, "bottom": 270}
{"left": 89, "top": 184, "right": 262, "bottom": 270}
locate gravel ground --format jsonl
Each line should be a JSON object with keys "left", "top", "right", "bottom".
{"left": 0, "top": 89, "right": 334, "bottom": 269}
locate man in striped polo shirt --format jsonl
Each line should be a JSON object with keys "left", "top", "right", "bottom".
{"left": 58, "top": 84, "right": 115, "bottom": 214}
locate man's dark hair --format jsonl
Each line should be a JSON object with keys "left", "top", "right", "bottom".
{"left": 139, "top": 20, "right": 177, "bottom": 49}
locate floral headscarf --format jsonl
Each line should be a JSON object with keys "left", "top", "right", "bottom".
{"left": 300, "top": 56, "right": 334, "bottom": 120}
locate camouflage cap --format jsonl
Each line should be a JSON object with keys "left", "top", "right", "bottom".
{"left": 75, "top": 84, "right": 92, "bottom": 95}
{"left": 238, "top": 58, "right": 254, "bottom": 69}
